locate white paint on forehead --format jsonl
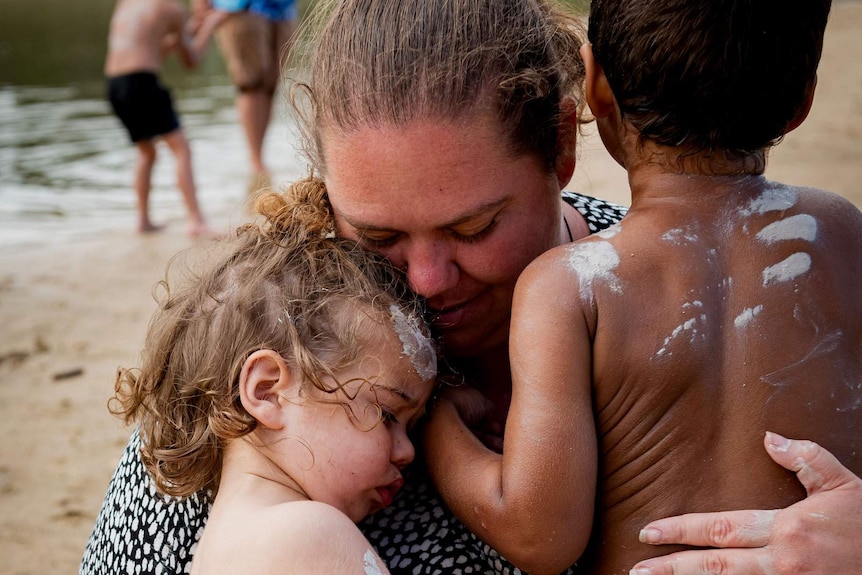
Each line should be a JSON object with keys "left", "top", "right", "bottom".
{"left": 756, "top": 214, "right": 818, "bottom": 245}
{"left": 363, "top": 549, "right": 385, "bottom": 575}
{"left": 734, "top": 304, "right": 764, "bottom": 329}
{"left": 389, "top": 304, "right": 437, "bottom": 381}
{"left": 740, "top": 185, "right": 798, "bottom": 216}
{"left": 567, "top": 241, "right": 622, "bottom": 303}
{"left": 762, "top": 252, "right": 812, "bottom": 286}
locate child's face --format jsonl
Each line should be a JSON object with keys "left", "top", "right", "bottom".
{"left": 281, "top": 326, "right": 434, "bottom": 523}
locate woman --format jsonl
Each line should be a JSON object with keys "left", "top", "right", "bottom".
{"left": 81, "top": 0, "right": 862, "bottom": 573}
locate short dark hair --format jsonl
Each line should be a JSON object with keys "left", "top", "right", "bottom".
{"left": 588, "top": 0, "right": 831, "bottom": 158}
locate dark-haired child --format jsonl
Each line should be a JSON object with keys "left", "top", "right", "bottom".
{"left": 426, "top": 1, "right": 862, "bottom": 574}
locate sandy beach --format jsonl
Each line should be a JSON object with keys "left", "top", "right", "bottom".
{"left": 1, "top": 4, "right": 861, "bottom": 573}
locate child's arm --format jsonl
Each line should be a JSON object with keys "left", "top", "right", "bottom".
{"left": 424, "top": 247, "right": 597, "bottom": 575}
{"left": 164, "top": 2, "right": 226, "bottom": 69}
{"left": 184, "top": 9, "right": 227, "bottom": 68}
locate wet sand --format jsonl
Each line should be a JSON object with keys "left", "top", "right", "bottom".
{"left": 1, "top": 3, "right": 861, "bottom": 573}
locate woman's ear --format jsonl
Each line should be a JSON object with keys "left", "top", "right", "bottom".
{"left": 555, "top": 95, "right": 579, "bottom": 188}
{"left": 579, "top": 43, "right": 616, "bottom": 119}
{"left": 239, "top": 349, "right": 296, "bottom": 430}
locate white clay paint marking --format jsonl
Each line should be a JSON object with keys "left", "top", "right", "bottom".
{"left": 755, "top": 214, "right": 818, "bottom": 244}
{"left": 656, "top": 310, "right": 707, "bottom": 357}
{"left": 761, "top": 329, "right": 842, "bottom": 387}
{"left": 566, "top": 241, "right": 622, "bottom": 303}
{"left": 762, "top": 252, "right": 812, "bottom": 286}
{"left": 662, "top": 227, "right": 699, "bottom": 245}
{"left": 389, "top": 305, "right": 437, "bottom": 381}
{"left": 364, "top": 549, "right": 385, "bottom": 575}
{"left": 734, "top": 304, "right": 764, "bottom": 329}
{"left": 596, "top": 223, "right": 621, "bottom": 239}
{"left": 740, "top": 184, "right": 798, "bottom": 216}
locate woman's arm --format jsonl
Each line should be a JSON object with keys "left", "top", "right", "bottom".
{"left": 630, "top": 433, "right": 862, "bottom": 575}
{"left": 424, "top": 248, "right": 597, "bottom": 575}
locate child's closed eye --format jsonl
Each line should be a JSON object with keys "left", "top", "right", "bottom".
{"left": 380, "top": 409, "right": 400, "bottom": 425}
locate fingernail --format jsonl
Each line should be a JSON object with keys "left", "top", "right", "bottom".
{"left": 766, "top": 431, "right": 790, "bottom": 452}
{"left": 630, "top": 568, "right": 652, "bottom": 575}
{"left": 639, "top": 527, "right": 662, "bottom": 544}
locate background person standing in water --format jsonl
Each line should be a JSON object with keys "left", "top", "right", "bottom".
{"left": 105, "top": 0, "right": 223, "bottom": 236}
{"left": 192, "top": 0, "right": 298, "bottom": 193}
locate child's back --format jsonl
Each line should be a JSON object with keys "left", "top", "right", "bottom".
{"left": 564, "top": 175, "right": 862, "bottom": 572}
{"left": 570, "top": 0, "right": 862, "bottom": 571}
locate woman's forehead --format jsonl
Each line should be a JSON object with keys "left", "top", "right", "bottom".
{"left": 321, "top": 118, "right": 550, "bottom": 227}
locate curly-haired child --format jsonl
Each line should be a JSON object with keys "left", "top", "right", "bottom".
{"left": 110, "top": 176, "right": 437, "bottom": 574}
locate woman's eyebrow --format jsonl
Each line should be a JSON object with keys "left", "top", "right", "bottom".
{"left": 336, "top": 197, "right": 510, "bottom": 232}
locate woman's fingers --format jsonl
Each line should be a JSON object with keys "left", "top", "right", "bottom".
{"left": 637, "top": 509, "right": 775, "bottom": 549}
{"left": 762, "top": 432, "right": 856, "bottom": 495}
{"left": 630, "top": 433, "right": 862, "bottom": 575}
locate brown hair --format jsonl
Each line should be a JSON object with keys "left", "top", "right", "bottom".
{"left": 588, "top": 0, "right": 831, "bottom": 161}
{"left": 288, "top": 0, "right": 587, "bottom": 173}
{"left": 110, "top": 176, "right": 430, "bottom": 497}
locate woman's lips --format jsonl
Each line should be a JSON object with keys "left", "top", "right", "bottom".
{"left": 429, "top": 301, "right": 470, "bottom": 331}
{"left": 376, "top": 477, "right": 404, "bottom": 508}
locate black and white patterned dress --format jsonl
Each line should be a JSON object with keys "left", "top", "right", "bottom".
{"left": 79, "top": 192, "right": 628, "bottom": 575}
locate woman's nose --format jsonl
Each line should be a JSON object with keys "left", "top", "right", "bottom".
{"left": 403, "top": 240, "right": 458, "bottom": 299}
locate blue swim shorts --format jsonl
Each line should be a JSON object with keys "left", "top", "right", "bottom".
{"left": 211, "top": 0, "right": 297, "bottom": 22}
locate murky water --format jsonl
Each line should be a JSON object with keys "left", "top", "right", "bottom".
{"left": 0, "top": 0, "right": 308, "bottom": 251}
{"left": 0, "top": 79, "right": 307, "bottom": 249}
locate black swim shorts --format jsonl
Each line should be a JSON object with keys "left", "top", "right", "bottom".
{"left": 106, "top": 72, "right": 180, "bottom": 143}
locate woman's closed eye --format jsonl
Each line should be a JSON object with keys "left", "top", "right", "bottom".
{"left": 358, "top": 216, "right": 499, "bottom": 249}
{"left": 359, "top": 232, "right": 401, "bottom": 249}
{"left": 448, "top": 217, "right": 498, "bottom": 244}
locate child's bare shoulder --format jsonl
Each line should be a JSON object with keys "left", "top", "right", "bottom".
{"left": 525, "top": 225, "right": 624, "bottom": 286}
{"left": 796, "top": 185, "right": 862, "bottom": 222}
{"left": 514, "top": 227, "right": 625, "bottom": 320}
{"left": 239, "top": 501, "right": 389, "bottom": 574}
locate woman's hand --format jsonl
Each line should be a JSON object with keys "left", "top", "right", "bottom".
{"left": 630, "top": 432, "right": 862, "bottom": 575}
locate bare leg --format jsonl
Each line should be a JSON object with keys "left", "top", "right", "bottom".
{"left": 133, "top": 140, "right": 161, "bottom": 233}
{"left": 236, "top": 89, "right": 273, "bottom": 179}
{"left": 162, "top": 129, "right": 214, "bottom": 237}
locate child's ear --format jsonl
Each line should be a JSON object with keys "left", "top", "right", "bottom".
{"left": 580, "top": 43, "right": 616, "bottom": 119}
{"left": 555, "top": 95, "right": 579, "bottom": 188}
{"left": 239, "top": 349, "right": 296, "bottom": 430}
{"left": 786, "top": 76, "right": 817, "bottom": 134}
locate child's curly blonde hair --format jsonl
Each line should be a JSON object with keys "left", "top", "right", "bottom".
{"left": 110, "top": 176, "right": 429, "bottom": 498}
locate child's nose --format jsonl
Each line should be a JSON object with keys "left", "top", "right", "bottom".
{"left": 391, "top": 429, "right": 416, "bottom": 469}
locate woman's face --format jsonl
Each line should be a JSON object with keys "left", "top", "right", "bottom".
{"left": 322, "top": 114, "right": 567, "bottom": 359}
